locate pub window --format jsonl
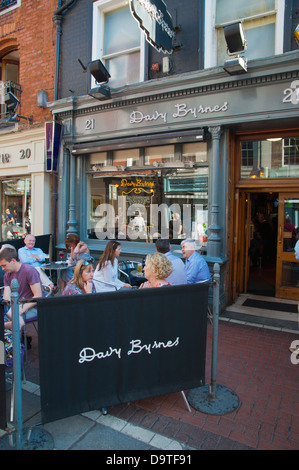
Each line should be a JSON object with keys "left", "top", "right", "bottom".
{"left": 240, "top": 137, "right": 299, "bottom": 179}
{"left": 92, "top": 0, "right": 144, "bottom": 88}
{"left": 283, "top": 138, "right": 299, "bottom": 166}
{"left": 241, "top": 141, "right": 254, "bottom": 167}
{"left": 86, "top": 142, "right": 209, "bottom": 243}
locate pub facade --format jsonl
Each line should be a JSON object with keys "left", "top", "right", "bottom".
{"left": 49, "top": 0, "right": 299, "bottom": 309}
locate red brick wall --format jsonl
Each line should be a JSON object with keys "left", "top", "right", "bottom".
{"left": 0, "top": 0, "right": 57, "bottom": 129}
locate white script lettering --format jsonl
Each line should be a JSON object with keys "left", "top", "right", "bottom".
{"left": 127, "top": 337, "right": 179, "bottom": 356}
{"left": 130, "top": 110, "right": 167, "bottom": 124}
{"left": 78, "top": 346, "right": 122, "bottom": 363}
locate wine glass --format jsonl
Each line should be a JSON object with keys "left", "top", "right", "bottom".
{"left": 58, "top": 250, "right": 64, "bottom": 262}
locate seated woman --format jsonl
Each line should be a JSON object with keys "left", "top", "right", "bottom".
{"left": 61, "top": 234, "right": 92, "bottom": 289}
{"left": 93, "top": 240, "right": 131, "bottom": 292}
{"left": 139, "top": 253, "right": 173, "bottom": 289}
{"left": 62, "top": 259, "right": 96, "bottom": 296}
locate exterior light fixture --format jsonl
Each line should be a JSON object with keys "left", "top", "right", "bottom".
{"left": 223, "top": 22, "right": 248, "bottom": 75}
{"left": 4, "top": 91, "right": 33, "bottom": 123}
{"left": 88, "top": 59, "right": 111, "bottom": 101}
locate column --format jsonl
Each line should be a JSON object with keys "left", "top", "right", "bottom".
{"left": 67, "top": 147, "right": 78, "bottom": 234}
{"left": 207, "top": 126, "right": 222, "bottom": 258}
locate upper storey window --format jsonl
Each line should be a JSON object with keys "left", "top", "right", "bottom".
{"left": 92, "top": 0, "right": 144, "bottom": 88}
{"left": 205, "top": 0, "right": 285, "bottom": 68}
{"left": 0, "top": 0, "right": 21, "bottom": 16}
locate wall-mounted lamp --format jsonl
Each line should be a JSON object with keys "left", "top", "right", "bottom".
{"left": 4, "top": 91, "right": 33, "bottom": 123}
{"left": 87, "top": 59, "right": 111, "bottom": 101}
{"left": 223, "top": 22, "right": 248, "bottom": 75}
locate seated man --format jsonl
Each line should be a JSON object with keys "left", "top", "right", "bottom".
{"left": 155, "top": 239, "right": 187, "bottom": 286}
{"left": 181, "top": 239, "right": 210, "bottom": 283}
{"left": 18, "top": 234, "right": 54, "bottom": 290}
{"left": 0, "top": 244, "right": 42, "bottom": 330}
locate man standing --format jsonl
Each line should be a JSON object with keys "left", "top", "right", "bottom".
{"left": 0, "top": 244, "right": 42, "bottom": 330}
{"left": 155, "top": 239, "right": 187, "bottom": 285}
{"left": 4, "top": 208, "right": 16, "bottom": 239}
{"left": 181, "top": 239, "right": 210, "bottom": 283}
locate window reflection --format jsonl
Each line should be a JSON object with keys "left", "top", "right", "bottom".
{"left": 87, "top": 143, "right": 209, "bottom": 244}
{"left": 241, "top": 137, "right": 299, "bottom": 178}
{"left": 1, "top": 177, "right": 31, "bottom": 240}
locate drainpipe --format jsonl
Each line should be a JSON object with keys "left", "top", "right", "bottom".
{"left": 51, "top": 0, "right": 77, "bottom": 257}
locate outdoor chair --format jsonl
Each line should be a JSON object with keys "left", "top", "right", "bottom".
{"left": 118, "top": 260, "right": 145, "bottom": 287}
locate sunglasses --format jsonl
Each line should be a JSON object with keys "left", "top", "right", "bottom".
{"left": 80, "top": 260, "right": 93, "bottom": 270}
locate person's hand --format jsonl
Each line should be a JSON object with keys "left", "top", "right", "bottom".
{"left": 84, "top": 281, "right": 93, "bottom": 294}
{"left": 124, "top": 283, "right": 132, "bottom": 288}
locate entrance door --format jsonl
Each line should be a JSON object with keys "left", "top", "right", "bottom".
{"left": 276, "top": 194, "right": 299, "bottom": 300}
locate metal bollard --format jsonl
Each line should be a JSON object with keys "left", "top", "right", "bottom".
{"left": 187, "top": 263, "right": 240, "bottom": 415}
{"left": 11, "top": 278, "right": 23, "bottom": 450}
{"left": 209, "top": 262, "right": 220, "bottom": 399}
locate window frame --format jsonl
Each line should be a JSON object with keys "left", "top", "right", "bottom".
{"left": 92, "top": 0, "right": 145, "bottom": 87}
{"left": 204, "top": 0, "right": 286, "bottom": 68}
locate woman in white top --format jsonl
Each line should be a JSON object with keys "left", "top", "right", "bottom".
{"left": 93, "top": 241, "right": 132, "bottom": 292}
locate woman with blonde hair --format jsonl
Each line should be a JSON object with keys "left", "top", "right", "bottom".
{"left": 62, "top": 259, "right": 96, "bottom": 296}
{"left": 139, "top": 252, "right": 173, "bottom": 288}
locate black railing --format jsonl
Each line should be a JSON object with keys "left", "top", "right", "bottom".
{"left": 0, "top": 0, "right": 18, "bottom": 12}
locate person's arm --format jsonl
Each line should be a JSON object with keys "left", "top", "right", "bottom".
{"left": 18, "top": 247, "right": 35, "bottom": 265}
{"left": 185, "top": 257, "right": 198, "bottom": 284}
{"left": 20, "top": 282, "right": 42, "bottom": 314}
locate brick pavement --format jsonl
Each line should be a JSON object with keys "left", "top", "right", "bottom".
{"left": 24, "top": 319, "right": 299, "bottom": 450}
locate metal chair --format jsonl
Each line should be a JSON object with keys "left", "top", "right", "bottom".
{"left": 118, "top": 260, "right": 145, "bottom": 286}
{"left": 22, "top": 284, "right": 52, "bottom": 356}
{"left": 92, "top": 279, "right": 118, "bottom": 292}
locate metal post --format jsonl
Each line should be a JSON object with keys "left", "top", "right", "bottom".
{"left": 11, "top": 279, "right": 23, "bottom": 450}
{"left": 209, "top": 262, "right": 220, "bottom": 399}
{"left": 0, "top": 282, "right": 54, "bottom": 450}
{"left": 187, "top": 263, "right": 240, "bottom": 415}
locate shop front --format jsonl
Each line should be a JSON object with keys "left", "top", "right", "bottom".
{"left": 0, "top": 127, "right": 51, "bottom": 241}
{"left": 51, "top": 50, "right": 299, "bottom": 308}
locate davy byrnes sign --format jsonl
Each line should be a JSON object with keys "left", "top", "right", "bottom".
{"left": 130, "top": 0, "right": 175, "bottom": 53}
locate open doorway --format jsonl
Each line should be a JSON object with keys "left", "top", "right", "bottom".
{"left": 247, "top": 192, "right": 278, "bottom": 296}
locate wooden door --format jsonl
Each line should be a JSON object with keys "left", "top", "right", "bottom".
{"left": 276, "top": 193, "right": 299, "bottom": 300}
{"left": 232, "top": 190, "right": 250, "bottom": 298}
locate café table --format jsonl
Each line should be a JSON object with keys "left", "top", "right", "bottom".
{"left": 129, "top": 269, "right": 147, "bottom": 285}
{"left": 40, "top": 261, "right": 74, "bottom": 295}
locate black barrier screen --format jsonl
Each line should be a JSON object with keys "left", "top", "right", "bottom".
{"left": 37, "top": 283, "right": 209, "bottom": 424}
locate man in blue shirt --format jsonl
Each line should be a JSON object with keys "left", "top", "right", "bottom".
{"left": 181, "top": 239, "right": 210, "bottom": 283}
{"left": 155, "top": 239, "right": 187, "bottom": 286}
{"left": 18, "top": 234, "right": 54, "bottom": 290}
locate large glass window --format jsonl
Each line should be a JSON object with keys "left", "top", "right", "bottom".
{"left": 87, "top": 143, "right": 209, "bottom": 244}
{"left": 240, "top": 137, "right": 299, "bottom": 179}
{"left": 1, "top": 177, "right": 31, "bottom": 240}
{"left": 93, "top": 0, "right": 143, "bottom": 88}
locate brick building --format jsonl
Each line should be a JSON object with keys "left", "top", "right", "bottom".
{"left": 0, "top": 0, "right": 57, "bottom": 240}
